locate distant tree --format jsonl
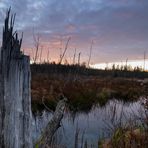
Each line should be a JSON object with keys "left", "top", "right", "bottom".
{"left": 33, "top": 32, "right": 41, "bottom": 63}
{"left": 59, "top": 37, "right": 71, "bottom": 64}
{"left": 47, "top": 48, "right": 50, "bottom": 63}
{"left": 64, "top": 59, "right": 69, "bottom": 65}
{"left": 39, "top": 45, "right": 43, "bottom": 63}
{"left": 73, "top": 48, "right": 76, "bottom": 65}
{"left": 87, "top": 40, "right": 93, "bottom": 67}
{"left": 81, "top": 62, "right": 87, "bottom": 68}
{"left": 78, "top": 52, "right": 81, "bottom": 65}
{"left": 112, "top": 64, "right": 116, "bottom": 70}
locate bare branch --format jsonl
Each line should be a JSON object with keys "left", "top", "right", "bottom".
{"left": 47, "top": 48, "right": 50, "bottom": 63}
{"left": 59, "top": 37, "right": 71, "bottom": 64}
{"left": 73, "top": 48, "right": 76, "bottom": 65}
{"left": 87, "top": 40, "right": 93, "bottom": 67}
{"left": 33, "top": 30, "right": 41, "bottom": 63}
{"left": 78, "top": 52, "right": 81, "bottom": 65}
{"left": 39, "top": 45, "right": 43, "bottom": 63}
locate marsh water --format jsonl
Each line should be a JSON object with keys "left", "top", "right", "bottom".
{"left": 32, "top": 99, "right": 145, "bottom": 147}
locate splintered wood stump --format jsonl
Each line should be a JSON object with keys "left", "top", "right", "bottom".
{"left": 35, "top": 98, "right": 67, "bottom": 148}
{"left": 0, "top": 8, "right": 67, "bottom": 148}
{"left": 0, "top": 9, "right": 32, "bottom": 148}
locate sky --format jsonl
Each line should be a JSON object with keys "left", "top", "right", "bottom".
{"left": 0, "top": 0, "right": 148, "bottom": 68}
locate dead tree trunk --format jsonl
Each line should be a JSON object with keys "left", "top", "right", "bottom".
{"left": 78, "top": 52, "right": 81, "bottom": 65}
{"left": 35, "top": 97, "right": 67, "bottom": 148}
{"left": 73, "top": 48, "right": 76, "bottom": 65}
{"left": 0, "top": 9, "right": 32, "bottom": 148}
{"left": 59, "top": 37, "right": 71, "bottom": 64}
{"left": 0, "top": 9, "right": 67, "bottom": 148}
{"left": 87, "top": 40, "right": 93, "bottom": 67}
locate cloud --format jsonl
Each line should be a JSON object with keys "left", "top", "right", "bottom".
{"left": 0, "top": 0, "right": 148, "bottom": 63}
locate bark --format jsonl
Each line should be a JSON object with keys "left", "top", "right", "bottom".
{"left": 0, "top": 9, "right": 67, "bottom": 148}
{"left": 0, "top": 8, "right": 32, "bottom": 148}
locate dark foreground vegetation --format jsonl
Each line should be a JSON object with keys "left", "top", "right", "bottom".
{"left": 31, "top": 63, "right": 148, "bottom": 79}
{"left": 31, "top": 63, "right": 148, "bottom": 113}
{"left": 99, "top": 96, "right": 148, "bottom": 148}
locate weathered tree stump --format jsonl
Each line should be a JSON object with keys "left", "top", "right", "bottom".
{"left": 0, "top": 9, "right": 67, "bottom": 148}
{"left": 0, "top": 9, "right": 32, "bottom": 148}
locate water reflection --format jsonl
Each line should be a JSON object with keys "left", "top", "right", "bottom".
{"left": 32, "top": 99, "right": 145, "bottom": 147}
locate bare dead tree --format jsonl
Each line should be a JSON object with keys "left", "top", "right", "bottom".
{"left": 59, "top": 37, "right": 71, "bottom": 64}
{"left": 59, "top": 37, "right": 63, "bottom": 61}
{"left": 33, "top": 30, "right": 41, "bottom": 63}
{"left": 125, "top": 58, "right": 128, "bottom": 70}
{"left": 144, "top": 51, "right": 146, "bottom": 71}
{"left": 78, "top": 52, "right": 81, "bottom": 65}
{"left": 73, "top": 48, "right": 76, "bottom": 65}
{"left": 31, "top": 48, "right": 35, "bottom": 62}
{"left": 87, "top": 40, "right": 93, "bottom": 67}
{"left": 0, "top": 8, "right": 32, "bottom": 147}
{"left": 126, "top": 58, "right": 128, "bottom": 66}
{"left": 39, "top": 45, "right": 43, "bottom": 63}
{"left": 47, "top": 47, "right": 50, "bottom": 63}
{"left": 1, "top": 8, "right": 23, "bottom": 75}
{"left": 105, "top": 62, "right": 108, "bottom": 70}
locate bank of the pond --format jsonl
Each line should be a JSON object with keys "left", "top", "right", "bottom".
{"left": 31, "top": 75, "right": 147, "bottom": 113}
{"left": 32, "top": 99, "right": 145, "bottom": 147}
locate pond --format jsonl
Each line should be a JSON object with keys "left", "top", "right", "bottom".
{"left": 32, "top": 99, "right": 145, "bottom": 148}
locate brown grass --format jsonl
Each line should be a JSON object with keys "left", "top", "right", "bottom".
{"left": 31, "top": 74, "right": 147, "bottom": 113}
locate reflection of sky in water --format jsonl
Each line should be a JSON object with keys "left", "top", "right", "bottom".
{"left": 32, "top": 99, "right": 145, "bottom": 147}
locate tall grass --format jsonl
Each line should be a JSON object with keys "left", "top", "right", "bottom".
{"left": 99, "top": 98, "right": 148, "bottom": 148}
{"left": 31, "top": 74, "right": 146, "bottom": 113}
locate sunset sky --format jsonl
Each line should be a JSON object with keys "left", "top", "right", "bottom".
{"left": 0, "top": 0, "right": 148, "bottom": 69}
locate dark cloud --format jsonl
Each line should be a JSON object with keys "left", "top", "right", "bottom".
{"left": 0, "top": 0, "right": 148, "bottom": 63}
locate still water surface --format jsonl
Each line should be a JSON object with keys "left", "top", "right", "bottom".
{"left": 32, "top": 99, "right": 145, "bottom": 147}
